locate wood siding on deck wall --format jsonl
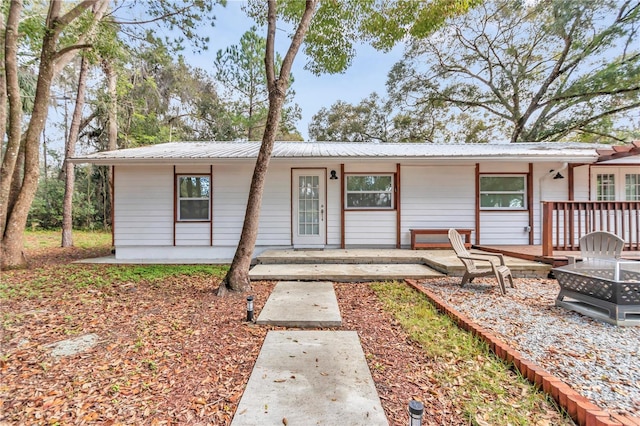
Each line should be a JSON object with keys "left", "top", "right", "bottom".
{"left": 401, "top": 165, "right": 476, "bottom": 246}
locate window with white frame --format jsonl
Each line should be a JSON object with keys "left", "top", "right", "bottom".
{"left": 479, "top": 175, "right": 526, "bottom": 210}
{"left": 596, "top": 174, "right": 616, "bottom": 201}
{"left": 345, "top": 174, "right": 394, "bottom": 209}
{"left": 177, "top": 176, "right": 210, "bottom": 221}
{"left": 626, "top": 174, "right": 640, "bottom": 200}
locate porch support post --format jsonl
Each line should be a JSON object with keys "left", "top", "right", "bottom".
{"left": 396, "top": 163, "right": 401, "bottom": 249}
{"left": 542, "top": 201, "right": 554, "bottom": 257}
{"left": 475, "top": 163, "right": 480, "bottom": 245}
{"left": 527, "top": 163, "right": 534, "bottom": 245}
{"left": 340, "top": 163, "right": 345, "bottom": 249}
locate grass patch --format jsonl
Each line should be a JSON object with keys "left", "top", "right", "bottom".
{"left": 24, "top": 229, "right": 112, "bottom": 249}
{"left": 370, "top": 281, "right": 568, "bottom": 425}
{"left": 0, "top": 265, "right": 229, "bottom": 300}
{"left": 103, "top": 265, "right": 229, "bottom": 283}
{"left": 2, "top": 230, "right": 229, "bottom": 300}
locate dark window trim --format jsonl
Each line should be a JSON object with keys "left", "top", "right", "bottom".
{"left": 478, "top": 173, "right": 528, "bottom": 211}
{"left": 344, "top": 172, "right": 396, "bottom": 211}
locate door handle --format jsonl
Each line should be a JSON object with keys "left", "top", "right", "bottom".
{"left": 320, "top": 205, "right": 324, "bottom": 221}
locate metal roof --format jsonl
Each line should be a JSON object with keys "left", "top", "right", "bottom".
{"left": 70, "top": 141, "right": 612, "bottom": 165}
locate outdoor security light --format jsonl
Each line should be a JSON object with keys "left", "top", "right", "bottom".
{"left": 330, "top": 170, "right": 338, "bottom": 180}
{"left": 246, "top": 296, "right": 254, "bottom": 322}
{"left": 409, "top": 400, "right": 424, "bottom": 426}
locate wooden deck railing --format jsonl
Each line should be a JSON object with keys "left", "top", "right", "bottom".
{"left": 541, "top": 201, "right": 640, "bottom": 256}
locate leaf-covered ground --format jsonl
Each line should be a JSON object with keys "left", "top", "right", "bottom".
{"left": 1, "top": 240, "right": 572, "bottom": 425}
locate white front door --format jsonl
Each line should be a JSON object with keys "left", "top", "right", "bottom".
{"left": 292, "top": 169, "right": 326, "bottom": 247}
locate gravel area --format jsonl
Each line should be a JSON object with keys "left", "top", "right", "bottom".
{"left": 417, "top": 277, "right": 640, "bottom": 418}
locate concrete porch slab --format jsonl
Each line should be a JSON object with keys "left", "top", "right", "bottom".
{"left": 230, "top": 330, "right": 387, "bottom": 426}
{"left": 249, "top": 263, "right": 443, "bottom": 282}
{"left": 256, "top": 281, "right": 342, "bottom": 328}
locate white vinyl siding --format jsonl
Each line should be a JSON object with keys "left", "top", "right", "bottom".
{"left": 213, "top": 163, "right": 292, "bottom": 247}
{"left": 401, "top": 166, "right": 475, "bottom": 247}
{"left": 480, "top": 212, "right": 530, "bottom": 245}
{"left": 533, "top": 162, "right": 570, "bottom": 245}
{"left": 478, "top": 164, "right": 530, "bottom": 245}
{"left": 114, "top": 166, "right": 174, "bottom": 246}
{"left": 345, "top": 211, "right": 396, "bottom": 246}
{"left": 175, "top": 223, "right": 210, "bottom": 246}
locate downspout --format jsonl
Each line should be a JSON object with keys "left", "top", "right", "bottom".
{"left": 539, "top": 162, "right": 569, "bottom": 202}
{"left": 537, "top": 162, "right": 568, "bottom": 245}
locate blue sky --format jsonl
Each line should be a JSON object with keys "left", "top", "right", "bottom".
{"left": 182, "top": 1, "right": 405, "bottom": 140}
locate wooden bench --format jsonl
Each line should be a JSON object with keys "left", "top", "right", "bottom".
{"left": 410, "top": 228, "right": 472, "bottom": 250}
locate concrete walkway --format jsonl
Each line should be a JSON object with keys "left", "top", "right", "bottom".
{"left": 256, "top": 281, "right": 341, "bottom": 327}
{"left": 231, "top": 281, "right": 388, "bottom": 425}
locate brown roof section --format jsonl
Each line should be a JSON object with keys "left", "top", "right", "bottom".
{"left": 596, "top": 140, "right": 640, "bottom": 162}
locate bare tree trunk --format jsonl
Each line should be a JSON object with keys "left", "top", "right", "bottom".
{"left": 103, "top": 60, "right": 118, "bottom": 151}
{"left": 62, "top": 56, "right": 90, "bottom": 247}
{"left": 104, "top": 59, "right": 118, "bottom": 231}
{"left": 0, "top": 1, "right": 23, "bottom": 240}
{"left": 219, "top": 0, "right": 317, "bottom": 294}
{"left": 0, "top": 12, "right": 7, "bottom": 159}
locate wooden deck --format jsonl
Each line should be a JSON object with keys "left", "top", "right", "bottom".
{"left": 475, "top": 244, "right": 640, "bottom": 267}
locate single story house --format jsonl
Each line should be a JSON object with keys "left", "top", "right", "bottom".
{"left": 71, "top": 141, "right": 640, "bottom": 261}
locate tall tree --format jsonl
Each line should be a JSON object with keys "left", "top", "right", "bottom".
{"left": 309, "top": 93, "right": 402, "bottom": 142}
{"left": 1, "top": 0, "right": 111, "bottom": 269}
{"left": 219, "top": 0, "right": 317, "bottom": 294}
{"left": 214, "top": 27, "right": 301, "bottom": 140}
{"left": 61, "top": 55, "right": 90, "bottom": 247}
{"left": 219, "top": 0, "right": 481, "bottom": 293}
{"left": 1, "top": 1, "right": 223, "bottom": 268}
{"left": 388, "top": 0, "right": 640, "bottom": 143}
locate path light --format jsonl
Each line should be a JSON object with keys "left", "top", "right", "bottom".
{"left": 409, "top": 400, "right": 423, "bottom": 426}
{"left": 246, "top": 296, "right": 254, "bottom": 322}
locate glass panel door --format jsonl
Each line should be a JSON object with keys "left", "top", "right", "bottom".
{"left": 292, "top": 170, "right": 326, "bottom": 247}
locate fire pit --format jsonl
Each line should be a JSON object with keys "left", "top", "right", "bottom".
{"left": 553, "top": 259, "right": 640, "bottom": 326}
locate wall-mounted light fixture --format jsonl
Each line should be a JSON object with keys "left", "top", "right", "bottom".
{"left": 549, "top": 169, "right": 565, "bottom": 180}
{"left": 329, "top": 170, "right": 338, "bottom": 180}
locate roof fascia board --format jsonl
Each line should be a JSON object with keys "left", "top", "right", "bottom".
{"left": 69, "top": 155, "right": 600, "bottom": 166}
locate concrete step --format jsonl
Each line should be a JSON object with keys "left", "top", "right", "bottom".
{"left": 231, "top": 330, "right": 388, "bottom": 425}
{"left": 256, "top": 281, "right": 342, "bottom": 328}
{"left": 256, "top": 249, "right": 429, "bottom": 265}
{"left": 249, "top": 263, "right": 444, "bottom": 282}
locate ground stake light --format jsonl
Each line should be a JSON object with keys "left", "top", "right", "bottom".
{"left": 246, "top": 296, "right": 254, "bottom": 322}
{"left": 409, "top": 400, "right": 423, "bottom": 426}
